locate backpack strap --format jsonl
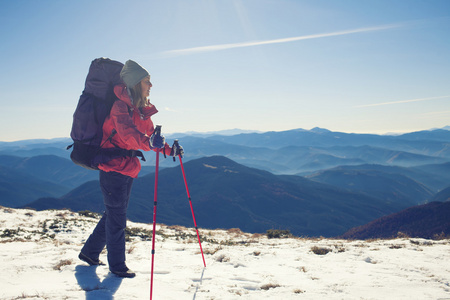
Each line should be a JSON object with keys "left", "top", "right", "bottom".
{"left": 98, "top": 103, "right": 147, "bottom": 162}
{"left": 100, "top": 129, "right": 146, "bottom": 162}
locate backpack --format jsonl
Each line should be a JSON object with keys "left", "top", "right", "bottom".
{"left": 67, "top": 57, "right": 145, "bottom": 170}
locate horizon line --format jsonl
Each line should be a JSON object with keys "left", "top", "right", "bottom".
{"left": 2, "top": 125, "right": 449, "bottom": 142}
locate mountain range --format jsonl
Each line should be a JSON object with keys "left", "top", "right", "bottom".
{"left": 23, "top": 155, "right": 411, "bottom": 237}
{"left": 2, "top": 127, "right": 450, "bottom": 175}
{"left": 1, "top": 127, "right": 449, "bottom": 238}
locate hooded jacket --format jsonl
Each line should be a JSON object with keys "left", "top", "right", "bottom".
{"left": 98, "top": 84, "right": 171, "bottom": 178}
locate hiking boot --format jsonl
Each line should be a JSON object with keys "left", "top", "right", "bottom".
{"left": 78, "top": 252, "right": 105, "bottom": 266}
{"left": 111, "top": 267, "right": 136, "bottom": 278}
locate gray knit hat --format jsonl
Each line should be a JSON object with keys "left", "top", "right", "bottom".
{"left": 120, "top": 60, "right": 150, "bottom": 88}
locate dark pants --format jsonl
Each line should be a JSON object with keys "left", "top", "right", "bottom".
{"left": 81, "top": 170, "right": 134, "bottom": 272}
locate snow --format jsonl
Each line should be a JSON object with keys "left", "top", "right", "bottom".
{"left": 0, "top": 207, "right": 449, "bottom": 300}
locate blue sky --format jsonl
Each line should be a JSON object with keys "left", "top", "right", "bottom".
{"left": 0, "top": 0, "right": 449, "bottom": 141}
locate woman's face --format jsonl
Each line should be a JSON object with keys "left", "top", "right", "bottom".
{"left": 141, "top": 76, "right": 152, "bottom": 99}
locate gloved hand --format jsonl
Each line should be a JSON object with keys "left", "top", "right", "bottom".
{"left": 170, "top": 140, "right": 184, "bottom": 158}
{"left": 149, "top": 125, "right": 165, "bottom": 149}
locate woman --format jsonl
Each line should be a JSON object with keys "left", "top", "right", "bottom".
{"left": 79, "top": 60, "right": 174, "bottom": 278}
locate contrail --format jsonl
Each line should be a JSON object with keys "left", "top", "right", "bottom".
{"left": 420, "top": 110, "right": 450, "bottom": 116}
{"left": 355, "top": 95, "right": 450, "bottom": 108}
{"left": 163, "top": 24, "right": 402, "bottom": 56}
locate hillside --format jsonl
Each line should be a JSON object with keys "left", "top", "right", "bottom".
{"left": 0, "top": 155, "right": 99, "bottom": 189}
{"left": 0, "top": 165, "right": 69, "bottom": 207}
{"left": 303, "top": 163, "right": 450, "bottom": 193}
{"left": 26, "top": 156, "right": 414, "bottom": 237}
{"left": 340, "top": 201, "right": 450, "bottom": 239}
{"left": 430, "top": 186, "right": 450, "bottom": 202}
{"left": 306, "top": 168, "right": 433, "bottom": 206}
{"left": 412, "top": 162, "right": 450, "bottom": 191}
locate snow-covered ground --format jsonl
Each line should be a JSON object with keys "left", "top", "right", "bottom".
{"left": 0, "top": 207, "right": 449, "bottom": 300}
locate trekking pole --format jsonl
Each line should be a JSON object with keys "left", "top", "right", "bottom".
{"left": 150, "top": 125, "right": 163, "bottom": 300}
{"left": 173, "top": 140, "right": 206, "bottom": 268}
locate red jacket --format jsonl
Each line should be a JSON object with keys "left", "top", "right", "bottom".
{"left": 98, "top": 84, "right": 171, "bottom": 178}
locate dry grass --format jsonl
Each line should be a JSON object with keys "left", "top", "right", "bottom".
{"left": 127, "top": 244, "right": 136, "bottom": 254}
{"left": 204, "top": 246, "right": 222, "bottom": 255}
{"left": 167, "top": 225, "right": 188, "bottom": 232}
{"left": 311, "top": 246, "right": 332, "bottom": 255}
{"left": 260, "top": 283, "right": 281, "bottom": 290}
{"left": 53, "top": 259, "right": 73, "bottom": 271}
{"left": 266, "top": 229, "right": 291, "bottom": 239}
{"left": 227, "top": 228, "right": 245, "bottom": 237}
{"left": 389, "top": 244, "right": 405, "bottom": 249}
{"left": 215, "top": 254, "right": 230, "bottom": 262}
{"left": 299, "top": 266, "right": 307, "bottom": 273}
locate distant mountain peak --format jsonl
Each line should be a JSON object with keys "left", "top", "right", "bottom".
{"left": 310, "top": 127, "right": 331, "bottom": 133}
